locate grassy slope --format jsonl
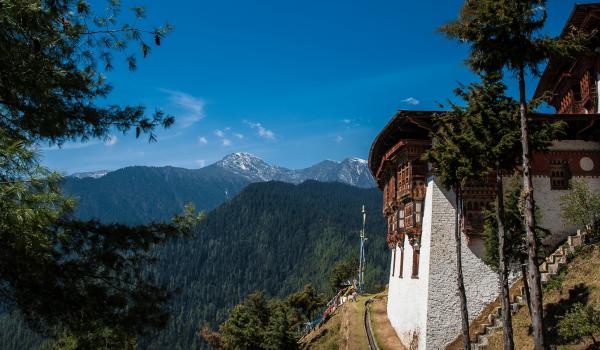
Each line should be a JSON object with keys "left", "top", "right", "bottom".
{"left": 487, "top": 244, "right": 600, "bottom": 349}
{"left": 300, "top": 290, "right": 404, "bottom": 350}
{"left": 300, "top": 295, "right": 371, "bottom": 350}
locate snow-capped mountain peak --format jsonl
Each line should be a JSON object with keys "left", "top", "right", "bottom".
{"left": 218, "top": 152, "right": 268, "bottom": 171}
{"left": 70, "top": 170, "right": 110, "bottom": 179}
{"left": 345, "top": 157, "right": 368, "bottom": 164}
{"left": 214, "top": 153, "right": 375, "bottom": 188}
{"left": 215, "top": 152, "right": 296, "bottom": 182}
{"left": 68, "top": 154, "right": 375, "bottom": 188}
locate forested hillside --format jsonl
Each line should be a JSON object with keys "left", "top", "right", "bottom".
{"left": 62, "top": 153, "right": 376, "bottom": 226}
{"left": 0, "top": 181, "right": 389, "bottom": 349}
{"left": 144, "top": 181, "right": 388, "bottom": 349}
{"left": 63, "top": 165, "right": 250, "bottom": 225}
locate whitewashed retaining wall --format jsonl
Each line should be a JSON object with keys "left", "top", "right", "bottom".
{"left": 425, "top": 179, "right": 499, "bottom": 349}
{"left": 387, "top": 178, "right": 499, "bottom": 349}
{"left": 387, "top": 181, "right": 432, "bottom": 350}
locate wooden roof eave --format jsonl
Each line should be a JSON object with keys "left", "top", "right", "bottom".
{"left": 368, "top": 110, "right": 437, "bottom": 179}
{"left": 534, "top": 3, "right": 600, "bottom": 100}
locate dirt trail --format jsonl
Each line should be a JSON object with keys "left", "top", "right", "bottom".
{"left": 369, "top": 296, "right": 406, "bottom": 350}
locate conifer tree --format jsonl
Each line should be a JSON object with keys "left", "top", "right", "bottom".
{"left": 440, "top": 2, "right": 588, "bottom": 348}
{"left": 450, "top": 73, "right": 521, "bottom": 349}
{"left": 0, "top": 0, "right": 205, "bottom": 346}
{"left": 427, "top": 97, "right": 484, "bottom": 350}
{"left": 431, "top": 74, "right": 560, "bottom": 349}
{"left": 483, "top": 180, "right": 551, "bottom": 318}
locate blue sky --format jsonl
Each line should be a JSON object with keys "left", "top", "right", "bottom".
{"left": 42, "top": 0, "right": 582, "bottom": 174}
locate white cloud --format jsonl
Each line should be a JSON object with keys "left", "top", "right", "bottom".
{"left": 198, "top": 136, "right": 208, "bottom": 145}
{"left": 195, "top": 159, "right": 206, "bottom": 167}
{"left": 335, "top": 135, "right": 343, "bottom": 143}
{"left": 161, "top": 89, "right": 205, "bottom": 128}
{"left": 222, "top": 138, "right": 232, "bottom": 146}
{"left": 342, "top": 119, "right": 352, "bottom": 124}
{"left": 105, "top": 134, "right": 118, "bottom": 146}
{"left": 402, "top": 97, "right": 420, "bottom": 106}
{"left": 234, "top": 133, "right": 244, "bottom": 139}
{"left": 214, "top": 129, "right": 225, "bottom": 138}
{"left": 244, "top": 120, "right": 275, "bottom": 140}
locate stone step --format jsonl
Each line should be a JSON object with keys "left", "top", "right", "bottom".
{"left": 547, "top": 261, "right": 562, "bottom": 275}
{"left": 568, "top": 234, "right": 582, "bottom": 248}
{"left": 541, "top": 272, "right": 549, "bottom": 283}
{"left": 468, "top": 228, "right": 590, "bottom": 350}
{"left": 489, "top": 313, "right": 496, "bottom": 323}
{"left": 511, "top": 302, "right": 521, "bottom": 313}
{"left": 515, "top": 295, "right": 525, "bottom": 305}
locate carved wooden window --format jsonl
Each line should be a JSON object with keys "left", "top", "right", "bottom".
{"left": 397, "top": 207, "right": 405, "bottom": 229}
{"left": 404, "top": 203, "right": 414, "bottom": 228}
{"left": 398, "top": 163, "right": 410, "bottom": 195}
{"left": 550, "top": 160, "right": 571, "bottom": 190}
{"left": 391, "top": 248, "right": 396, "bottom": 277}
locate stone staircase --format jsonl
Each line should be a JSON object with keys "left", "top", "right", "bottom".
{"left": 468, "top": 229, "right": 586, "bottom": 350}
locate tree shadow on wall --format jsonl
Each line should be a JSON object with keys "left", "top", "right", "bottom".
{"left": 543, "top": 283, "right": 591, "bottom": 347}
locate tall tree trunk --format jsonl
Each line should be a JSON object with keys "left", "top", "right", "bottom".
{"left": 454, "top": 189, "right": 471, "bottom": 350}
{"left": 521, "top": 259, "right": 532, "bottom": 317}
{"left": 518, "top": 65, "right": 546, "bottom": 350}
{"left": 496, "top": 165, "right": 514, "bottom": 350}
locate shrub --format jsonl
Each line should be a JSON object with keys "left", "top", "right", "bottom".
{"left": 561, "top": 180, "right": 600, "bottom": 243}
{"left": 557, "top": 302, "right": 600, "bottom": 345}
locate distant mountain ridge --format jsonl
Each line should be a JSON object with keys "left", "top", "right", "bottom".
{"left": 214, "top": 152, "right": 375, "bottom": 188}
{"left": 63, "top": 153, "right": 376, "bottom": 225}
{"left": 71, "top": 153, "right": 376, "bottom": 188}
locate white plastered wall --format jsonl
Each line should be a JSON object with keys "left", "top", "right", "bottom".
{"left": 540, "top": 140, "right": 600, "bottom": 235}
{"left": 424, "top": 179, "right": 499, "bottom": 349}
{"left": 386, "top": 181, "right": 432, "bottom": 350}
{"left": 510, "top": 140, "right": 600, "bottom": 238}
{"left": 387, "top": 178, "right": 499, "bottom": 349}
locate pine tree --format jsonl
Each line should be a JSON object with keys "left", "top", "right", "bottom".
{"left": 0, "top": 0, "right": 174, "bottom": 144}
{"left": 439, "top": 2, "right": 589, "bottom": 348}
{"left": 451, "top": 73, "right": 521, "bottom": 349}
{"left": 0, "top": 1, "right": 205, "bottom": 347}
{"left": 426, "top": 97, "right": 485, "bottom": 350}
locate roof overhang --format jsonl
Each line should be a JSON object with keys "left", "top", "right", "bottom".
{"left": 368, "top": 110, "right": 600, "bottom": 181}
{"left": 534, "top": 3, "right": 600, "bottom": 101}
{"left": 368, "top": 110, "right": 437, "bottom": 178}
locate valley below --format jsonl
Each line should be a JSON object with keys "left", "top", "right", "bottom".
{"left": 0, "top": 154, "right": 389, "bottom": 349}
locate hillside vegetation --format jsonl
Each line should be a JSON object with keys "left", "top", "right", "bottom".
{"left": 0, "top": 181, "right": 389, "bottom": 349}
{"left": 63, "top": 165, "right": 250, "bottom": 225}
{"left": 487, "top": 243, "right": 600, "bottom": 349}
{"left": 145, "top": 181, "right": 389, "bottom": 349}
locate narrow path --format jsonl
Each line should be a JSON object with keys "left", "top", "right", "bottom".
{"left": 364, "top": 298, "right": 379, "bottom": 350}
